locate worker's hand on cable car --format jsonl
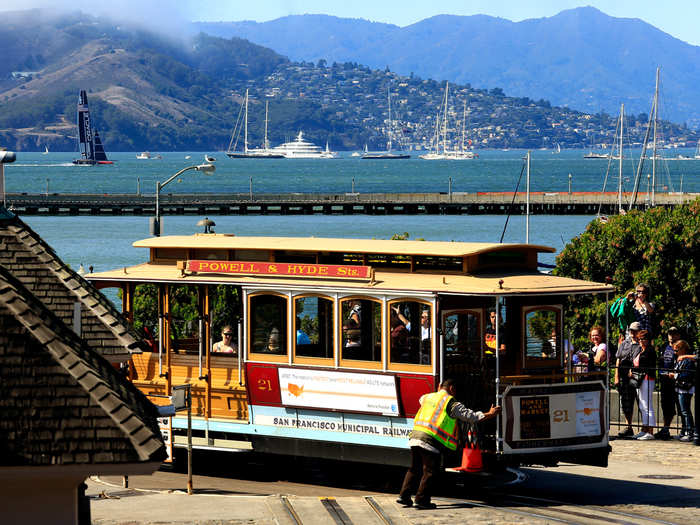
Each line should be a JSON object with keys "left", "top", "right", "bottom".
{"left": 483, "top": 404, "right": 501, "bottom": 420}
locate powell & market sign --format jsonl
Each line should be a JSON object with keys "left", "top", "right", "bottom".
{"left": 179, "top": 259, "right": 373, "bottom": 281}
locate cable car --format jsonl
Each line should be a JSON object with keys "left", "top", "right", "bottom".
{"left": 87, "top": 233, "right": 613, "bottom": 470}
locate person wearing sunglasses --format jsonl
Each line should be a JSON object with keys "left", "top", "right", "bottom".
{"left": 212, "top": 325, "right": 237, "bottom": 355}
{"left": 632, "top": 330, "right": 657, "bottom": 440}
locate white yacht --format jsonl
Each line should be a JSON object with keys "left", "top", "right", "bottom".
{"left": 271, "top": 132, "right": 336, "bottom": 158}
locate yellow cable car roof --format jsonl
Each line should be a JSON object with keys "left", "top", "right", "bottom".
{"left": 133, "top": 234, "right": 556, "bottom": 257}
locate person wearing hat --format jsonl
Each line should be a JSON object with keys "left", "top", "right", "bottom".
{"left": 614, "top": 321, "right": 642, "bottom": 437}
{"left": 655, "top": 326, "right": 682, "bottom": 439}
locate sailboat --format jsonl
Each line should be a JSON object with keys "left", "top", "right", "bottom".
{"left": 72, "top": 90, "right": 112, "bottom": 165}
{"left": 319, "top": 140, "right": 338, "bottom": 159}
{"left": 42, "top": 145, "right": 49, "bottom": 155}
{"left": 420, "top": 83, "right": 477, "bottom": 160}
{"left": 362, "top": 87, "right": 410, "bottom": 159}
{"left": 227, "top": 90, "right": 284, "bottom": 159}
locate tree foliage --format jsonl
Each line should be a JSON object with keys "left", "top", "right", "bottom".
{"left": 554, "top": 199, "right": 700, "bottom": 349}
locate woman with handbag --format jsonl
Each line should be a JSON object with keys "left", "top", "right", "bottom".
{"left": 631, "top": 330, "right": 657, "bottom": 440}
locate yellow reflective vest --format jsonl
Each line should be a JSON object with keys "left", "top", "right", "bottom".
{"left": 412, "top": 390, "right": 458, "bottom": 451}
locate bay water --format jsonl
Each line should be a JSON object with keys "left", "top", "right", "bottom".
{"left": 8, "top": 149, "right": 699, "bottom": 303}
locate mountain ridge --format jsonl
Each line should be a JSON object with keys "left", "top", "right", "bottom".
{"left": 192, "top": 7, "right": 700, "bottom": 126}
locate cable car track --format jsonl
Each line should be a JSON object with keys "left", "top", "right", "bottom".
{"left": 278, "top": 495, "right": 399, "bottom": 525}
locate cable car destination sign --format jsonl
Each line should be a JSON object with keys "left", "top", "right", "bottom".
{"left": 180, "top": 259, "right": 373, "bottom": 281}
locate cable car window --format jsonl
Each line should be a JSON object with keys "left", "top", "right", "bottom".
{"left": 168, "top": 285, "right": 201, "bottom": 355}
{"left": 295, "top": 296, "right": 334, "bottom": 359}
{"left": 524, "top": 307, "right": 561, "bottom": 360}
{"left": 341, "top": 298, "right": 381, "bottom": 362}
{"left": 389, "top": 300, "right": 431, "bottom": 365}
{"left": 444, "top": 310, "right": 482, "bottom": 359}
{"left": 250, "top": 294, "right": 287, "bottom": 355}
{"left": 131, "top": 284, "right": 159, "bottom": 352}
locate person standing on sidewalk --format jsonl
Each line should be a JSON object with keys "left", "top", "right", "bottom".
{"left": 633, "top": 330, "right": 657, "bottom": 440}
{"left": 397, "top": 379, "right": 500, "bottom": 510}
{"left": 614, "top": 322, "right": 642, "bottom": 438}
{"left": 655, "top": 327, "right": 681, "bottom": 439}
{"left": 672, "top": 340, "right": 697, "bottom": 442}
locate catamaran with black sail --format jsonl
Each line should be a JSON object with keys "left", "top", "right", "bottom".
{"left": 73, "top": 90, "right": 112, "bottom": 165}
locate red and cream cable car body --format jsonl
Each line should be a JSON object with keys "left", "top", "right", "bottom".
{"left": 88, "top": 234, "right": 613, "bottom": 469}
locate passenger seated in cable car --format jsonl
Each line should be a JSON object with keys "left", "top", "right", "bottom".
{"left": 212, "top": 325, "right": 237, "bottom": 355}
{"left": 265, "top": 327, "right": 281, "bottom": 353}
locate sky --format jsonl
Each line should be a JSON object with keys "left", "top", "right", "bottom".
{"left": 1, "top": 1, "right": 698, "bottom": 46}
{"left": 189, "top": 0, "right": 697, "bottom": 45}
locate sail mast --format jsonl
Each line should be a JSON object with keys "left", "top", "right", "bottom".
{"left": 442, "top": 82, "right": 449, "bottom": 155}
{"left": 461, "top": 99, "right": 467, "bottom": 153}
{"left": 264, "top": 99, "right": 269, "bottom": 150}
{"left": 652, "top": 67, "right": 659, "bottom": 207}
{"left": 244, "top": 89, "right": 249, "bottom": 154}
{"left": 387, "top": 86, "right": 392, "bottom": 152}
{"left": 618, "top": 104, "right": 624, "bottom": 214}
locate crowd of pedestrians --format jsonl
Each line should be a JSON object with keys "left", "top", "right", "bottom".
{"left": 607, "top": 284, "right": 698, "bottom": 444}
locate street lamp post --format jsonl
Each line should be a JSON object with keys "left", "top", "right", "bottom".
{"left": 152, "top": 163, "right": 216, "bottom": 236}
{"left": 0, "top": 150, "right": 17, "bottom": 209}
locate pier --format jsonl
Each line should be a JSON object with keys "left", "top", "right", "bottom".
{"left": 5, "top": 191, "right": 695, "bottom": 216}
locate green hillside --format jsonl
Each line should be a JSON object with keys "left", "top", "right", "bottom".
{"left": 0, "top": 9, "right": 696, "bottom": 152}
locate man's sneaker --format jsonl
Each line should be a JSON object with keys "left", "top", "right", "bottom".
{"left": 674, "top": 433, "right": 685, "bottom": 440}
{"left": 617, "top": 427, "right": 634, "bottom": 438}
{"left": 415, "top": 501, "right": 437, "bottom": 510}
{"left": 637, "top": 432, "right": 655, "bottom": 440}
{"left": 633, "top": 431, "right": 646, "bottom": 439}
{"left": 654, "top": 428, "right": 671, "bottom": 440}
{"left": 396, "top": 497, "right": 413, "bottom": 507}
{"left": 680, "top": 434, "right": 693, "bottom": 442}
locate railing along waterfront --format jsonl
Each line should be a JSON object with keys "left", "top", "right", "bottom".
{"left": 5, "top": 191, "right": 696, "bottom": 216}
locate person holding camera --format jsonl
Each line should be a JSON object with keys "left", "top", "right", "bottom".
{"left": 632, "top": 283, "right": 656, "bottom": 336}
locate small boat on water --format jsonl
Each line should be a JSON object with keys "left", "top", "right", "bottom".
{"left": 136, "top": 152, "right": 162, "bottom": 160}
{"left": 583, "top": 152, "right": 610, "bottom": 159}
{"left": 72, "top": 90, "right": 113, "bottom": 166}
{"left": 42, "top": 145, "right": 49, "bottom": 155}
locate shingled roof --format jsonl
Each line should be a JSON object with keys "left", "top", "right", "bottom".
{"left": 0, "top": 210, "right": 145, "bottom": 362}
{"left": 0, "top": 264, "right": 166, "bottom": 466}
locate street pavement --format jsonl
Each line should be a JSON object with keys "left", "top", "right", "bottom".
{"left": 88, "top": 438, "right": 700, "bottom": 524}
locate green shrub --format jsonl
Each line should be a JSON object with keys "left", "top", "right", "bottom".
{"left": 554, "top": 199, "right": 700, "bottom": 350}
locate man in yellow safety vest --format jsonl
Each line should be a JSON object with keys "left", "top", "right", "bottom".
{"left": 397, "top": 378, "right": 500, "bottom": 509}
